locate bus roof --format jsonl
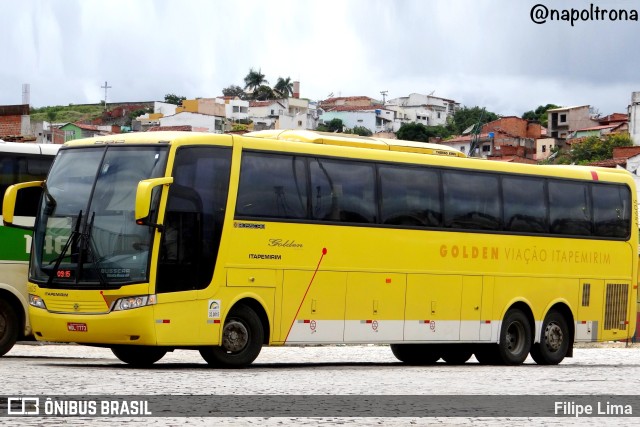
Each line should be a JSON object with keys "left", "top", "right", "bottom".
{"left": 244, "top": 130, "right": 466, "bottom": 158}
{"left": 0, "top": 141, "right": 60, "bottom": 155}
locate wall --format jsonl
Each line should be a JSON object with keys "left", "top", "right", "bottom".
{"left": 629, "top": 92, "right": 640, "bottom": 146}
{"left": 0, "top": 114, "right": 22, "bottom": 136}
{"left": 158, "top": 112, "right": 223, "bottom": 133}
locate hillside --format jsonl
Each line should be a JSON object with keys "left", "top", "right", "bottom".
{"left": 30, "top": 104, "right": 106, "bottom": 123}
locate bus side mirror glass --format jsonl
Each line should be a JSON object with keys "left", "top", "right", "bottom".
{"left": 2, "top": 181, "right": 44, "bottom": 229}
{"left": 135, "top": 177, "right": 173, "bottom": 227}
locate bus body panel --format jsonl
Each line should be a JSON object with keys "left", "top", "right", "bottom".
{"left": 13, "top": 132, "right": 638, "bottom": 364}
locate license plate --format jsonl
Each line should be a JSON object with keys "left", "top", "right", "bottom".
{"left": 67, "top": 322, "right": 88, "bottom": 332}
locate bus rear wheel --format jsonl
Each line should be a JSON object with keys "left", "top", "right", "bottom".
{"left": 390, "top": 344, "right": 440, "bottom": 365}
{"left": 497, "top": 309, "right": 532, "bottom": 365}
{"left": 111, "top": 346, "right": 167, "bottom": 367}
{"left": 530, "top": 310, "right": 569, "bottom": 365}
{"left": 199, "top": 305, "right": 264, "bottom": 368}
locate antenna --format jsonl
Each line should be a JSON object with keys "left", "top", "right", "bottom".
{"left": 380, "top": 90, "right": 388, "bottom": 104}
{"left": 101, "top": 81, "right": 112, "bottom": 111}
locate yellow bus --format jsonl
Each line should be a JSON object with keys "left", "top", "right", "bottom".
{"left": 3, "top": 130, "right": 637, "bottom": 367}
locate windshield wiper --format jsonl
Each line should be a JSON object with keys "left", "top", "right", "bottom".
{"left": 77, "top": 211, "right": 108, "bottom": 287}
{"left": 46, "top": 210, "right": 82, "bottom": 287}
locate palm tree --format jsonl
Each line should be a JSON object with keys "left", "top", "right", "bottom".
{"left": 244, "top": 68, "right": 268, "bottom": 93}
{"left": 273, "top": 77, "right": 293, "bottom": 98}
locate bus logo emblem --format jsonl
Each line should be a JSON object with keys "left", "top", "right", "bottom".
{"left": 73, "top": 303, "right": 80, "bottom": 311}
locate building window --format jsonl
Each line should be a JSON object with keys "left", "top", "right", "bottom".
{"left": 559, "top": 113, "right": 567, "bottom": 123}
{"left": 482, "top": 145, "right": 491, "bottom": 152}
{"left": 542, "top": 145, "right": 546, "bottom": 153}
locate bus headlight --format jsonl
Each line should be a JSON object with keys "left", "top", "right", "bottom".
{"left": 29, "top": 294, "right": 47, "bottom": 309}
{"left": 112, "top": 295, "right": 156, "bottom": 311}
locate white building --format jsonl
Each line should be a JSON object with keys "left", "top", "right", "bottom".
{"left": 628, "top": 91, "right": 640, "bottom": 146}
{"left": 248, "top": 97, "right": 313, "bottom": 131}
{"left": 158, "top": 111, "right": 224, "bottom": 133}
{"left": 320, "top": 106, "right": 394, "bottom": 134}
{"left": 386, "top": 93, "right": 460, "bottom": 131}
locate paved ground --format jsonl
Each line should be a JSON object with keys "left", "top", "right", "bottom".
{"left": 2, "top": 342, "right": 639, "bottom": 426}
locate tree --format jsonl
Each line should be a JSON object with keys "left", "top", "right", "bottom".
{"left": 522, "top": 104, "right": 560, "bottom": 127}
{"left": 164, "top": 93, "right": 186, "bottom": 106}
{"left": 447, "top": 106, "right": 499, "bottom": 135}
{"left": 222, "top": 85, "right": 245, "bottom": 98}
{"left": 244, "top": 68, "right": 268, "bottom": 93}
{"left": 273, "top": 77, "right": 294, "bottom": 98}
{"left": 396, "top": 122, "right": 451, "bottom": 142}
{"left": 317, "top": 118, "right": 344, "bottom": 133}
{"left": 556, "top": 133, "right": 632, "bottom": 165}
{"left": 252, "top": 85, "right": 275, "bottom": 101}
{"left": 350, "top": 126, "right": 373, "bottom": 137}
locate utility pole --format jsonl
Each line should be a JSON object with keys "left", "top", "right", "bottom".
{"left": 101, "top": 81, "right": 112, "bottom": 111}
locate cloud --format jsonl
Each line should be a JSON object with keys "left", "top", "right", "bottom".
{"left": 1, "top": 0, "right": 638, "bottom": 116}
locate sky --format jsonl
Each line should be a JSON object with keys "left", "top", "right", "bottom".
{"left": 2, "top": 0, "right": 639, "bottom": 117}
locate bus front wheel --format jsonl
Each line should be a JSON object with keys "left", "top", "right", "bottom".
{"left": 530, "top": 310, "right": 569, "bottom": 365}
{"left": 111, "top": 346, "right": 167, "bottom": 367}
{"left": 390, "top": 344, "right": 440, "bottom": 364}
{"left": 199, "top": 305, "right": 264, "bottom": 368}
{"left": 497, "top": 309, "right": 532, "bottom": 365}
{"left": 0, "top": 299, "right": 19, "bottom": 357}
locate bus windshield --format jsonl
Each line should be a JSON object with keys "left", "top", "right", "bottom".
{"left": 30, "top": 145, "right": 168, "bottom": 288}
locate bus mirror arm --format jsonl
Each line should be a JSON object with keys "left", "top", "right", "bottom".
{"left": 2, "top": 181, "right": 44, "bottom": 229}
{"left": 135, "top": 177, "right": 173, "bottom": 228}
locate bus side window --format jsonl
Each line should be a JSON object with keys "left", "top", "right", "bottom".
{"left": 379, "top": 165, "right": 441, "bottom": 227}
{"left": 592, "top": 184, "right": 630, "bottom": 238}
{"left": 549, "top": 180, "right": 592, "bottom": 236}
{"left": 310, "top": 158, "right": 376, "bottom": 224}
{"left": 443, "top": 170, "right": 501, "bottom": 231}
{"left": 503, "top": 176, "right": 548, "bottom": 233}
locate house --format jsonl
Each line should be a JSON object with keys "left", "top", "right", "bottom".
{"left": 56, "top": 122, "right": 117, "bottom": 142}
{"left": 248, "top": 97, "right": 312, "bottom": 131}
{"left": 0, "top": 104, "right": 32, "bottom": 141}
{"left": 444, "top": 117, "right": 542, "bottom": 161}
{"left": 319, "top": 105, "right": 395, "bottom": 134}
{"left": 385, "top": 93, "right": 460, "bottom": 130}
{"left": 547, "top": 105, "right": 599, "bottom": 140}
{"left": 158, "top": 111, "right": 224, "bottom": 133}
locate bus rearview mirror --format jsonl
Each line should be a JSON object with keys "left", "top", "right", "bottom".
{"left": 135, "top": 177, "right": 173, "bottom": 226}
{"left": 2, "top": 181, "right": 44, "bottom": 230}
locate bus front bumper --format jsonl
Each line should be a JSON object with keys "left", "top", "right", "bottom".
{"left": 29, "top": 306, "right": 158, "bottom": 345}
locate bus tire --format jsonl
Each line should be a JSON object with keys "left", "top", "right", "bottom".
{"left": 498, "top": 309, "right": 532, "bottom": 365}
{"left": 199, "top": 305, "right": 264, "bottom": 368}
{"left": 530, "top": 310, "right": 569, "bottom": 365}
{"left": 390, "top": 344, "right": 440, "bottom": 365}
{"left": 0, "top": 299, "right": 19, "bottom": 357}
{"left": 441, "top": 345, "right": 473, "bottom": 364}
{"left": 474, "top": 345, "right": 502, "bottom": 365}
{"left": 111, "top": 346, "right": 167, "bottom": 367}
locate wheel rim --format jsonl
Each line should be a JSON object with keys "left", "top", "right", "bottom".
{"left": 543, "top": 322, "right": 563, "bottom": 352}
{"left": 506, "top": 321, "right": 525, "bottom": 355}
{"left": 222, "top": 319, "right": 249, "bottom": 353}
